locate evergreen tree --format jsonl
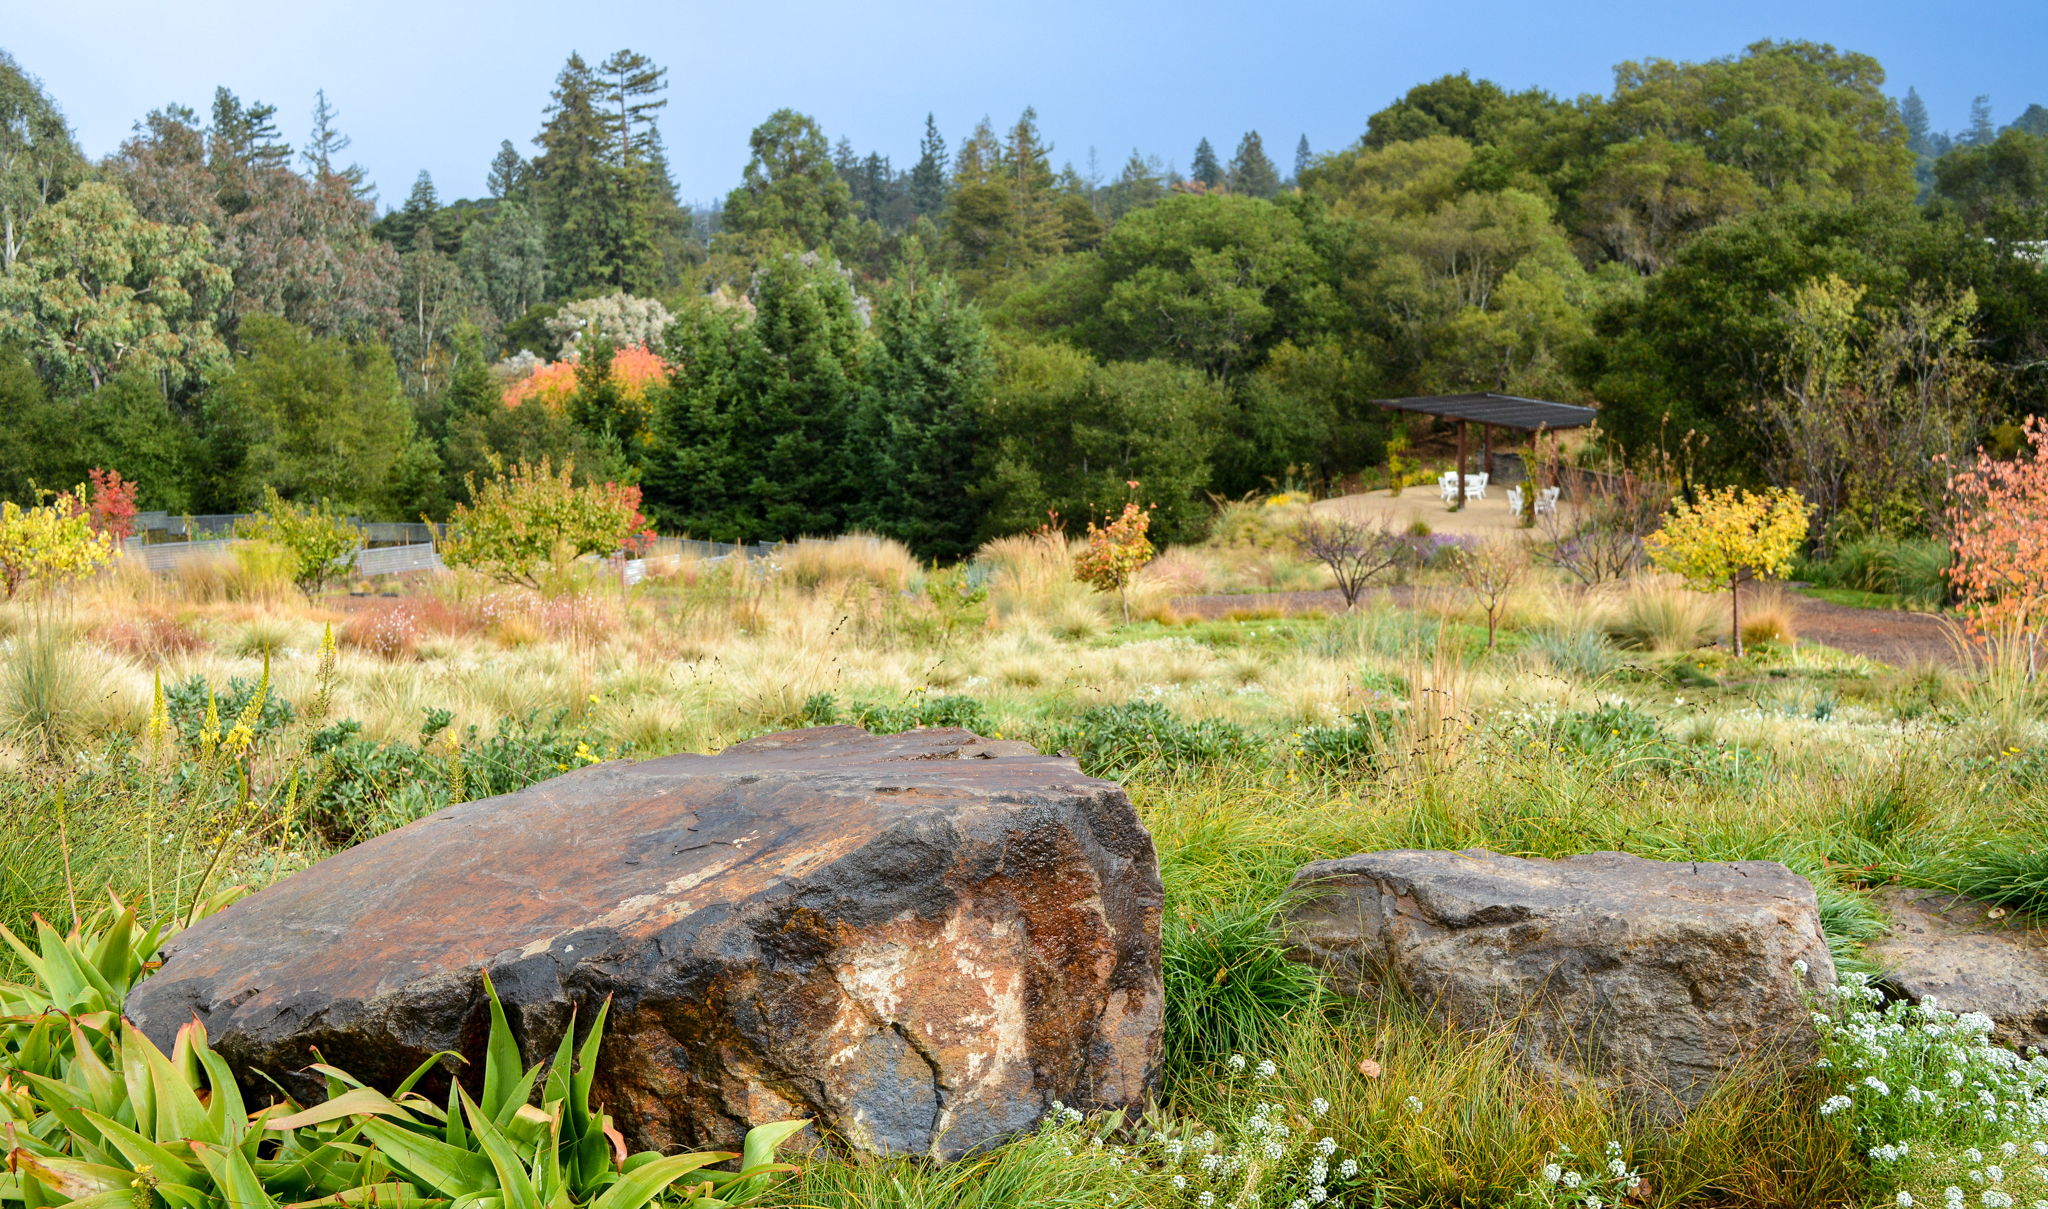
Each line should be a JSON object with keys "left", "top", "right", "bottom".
{"left": 303, "top": 89, "right": 367, "bottom": 195}
{"left": 1294, "top": 134, "right": 1312, "bottom": 181}
{"left": 531, "top": 51, "right": 662, "bottom": 294}
{"left": 1191, "top": 137, "right": 1222, "bottom": 187}
{"left": 644, "top": 253, "right": 868, "bottom": 539}
{"left": 487, "top": 139, "right": 528, "bottom": 198}
{"left": 910, "top": 114, "right": 948, "bottom": 218}
{"left": 1106, "top": 149, "right": 1165, "bottom": 220}
{"left": 2013, "top": 104, "right": 2048, "bottom": 138}
{"left": 209, "top": 86, "right": 291, "bottom": 171}
{"left": 1227, "top": 131, "right": 1282, "bottom": 198}
{"left": 533, "top": 54, "right": 610, "bottom": 293}
{"left": 851, "top": 255, "right": 993, "bottom": 560}
{"left": 1901, "top": 88, "right": 1932, "bottom": 155}
{"left": 598, "top": 49, "right": 667, "bottom": 166}
{"left": 1967, "top": 95, "right": 1996, "bottom": 146}
{"left": 720, "top": 109, "right": 852, "bottom": 252}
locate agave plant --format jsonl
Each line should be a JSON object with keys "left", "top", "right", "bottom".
{"left": 1, "top": 896, "right": 806, "bottom": 1209}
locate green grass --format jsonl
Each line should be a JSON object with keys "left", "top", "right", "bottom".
{"left": 7, "top": 558, "right": 2047, "bottom": 1208}
{"left": 1798, "top": 585, "right": 1921, "bottom": 611}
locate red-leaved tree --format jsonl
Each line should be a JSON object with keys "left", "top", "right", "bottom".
{"left": 1946, "top": 415, "right": 2048, "bottom": 675}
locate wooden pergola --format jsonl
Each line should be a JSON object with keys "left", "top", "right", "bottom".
{"left": 1373, "top": 392, "right": 1599, "bottom": 509}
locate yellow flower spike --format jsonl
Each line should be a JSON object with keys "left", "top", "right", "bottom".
{"left": 231, "top": 651, "right": 272, "bottom": 738}
{"left": 147, "top": 668, "right": 170, "bottom": 751}
{"left": 200, "top": 686, "right": 221, "bottom": 759}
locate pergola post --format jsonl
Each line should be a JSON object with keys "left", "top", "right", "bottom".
{"left": 1483, "top": 424, "right": 1494, "bottom": 479}
{"left": 1456, "top": 421, "right": 1468, "bottom": 509}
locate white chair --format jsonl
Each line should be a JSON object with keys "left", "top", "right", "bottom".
{"left": 1506, "top": 486, "right": 1524, "bottom": 516}
{"left": 1438, "top": 472, "right": 1460, "bottom": 503}
{"left": 1534, "top": 486, "right": 1561, "bottom": 517}
{"left": 1463, "top": 473, "right": 1489, "bottom": 499}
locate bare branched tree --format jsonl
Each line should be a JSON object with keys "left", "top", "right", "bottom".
{"left": 1456, "top": 538, "right": 1531, "bottom": 648}
{"left": 1294, "top": 514, "right": 1409, "bottom": 610}
{"left": 1539, "top": 465, "right": 1673, "bottom": 585}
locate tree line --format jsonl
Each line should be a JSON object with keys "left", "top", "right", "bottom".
{"left": 1, "top": 40, "right": 2045, "bottom": 558}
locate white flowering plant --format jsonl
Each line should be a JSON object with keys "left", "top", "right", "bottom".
{"left": 1083, "top": 1052, "right": 1378, "bottom": 1208}
{"left": 1811, "top": 970, "right": 2048, "bottom": 1206}
{"left": 1515, "top": 1141, "right": 1645, "bottom": 1209}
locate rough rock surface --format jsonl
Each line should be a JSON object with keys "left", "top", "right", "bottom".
{"left": 126, "top": 726, "right": 1163, "bottom": 1158}
{"left": 1278, "top": 849, "right": 1836, "bottom": 1107}
{"left": 1870, "top": 887, "right": 2048, "bottom": 1052}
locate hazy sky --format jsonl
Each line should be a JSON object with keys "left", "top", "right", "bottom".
{"left": 7, "top": 0, "right": 2041, "bottom": 211}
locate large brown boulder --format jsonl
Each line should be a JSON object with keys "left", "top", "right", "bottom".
{"left": 1870, "top": 887, "right": 2048, "bottom": 1052}
{"left": 1278, "top": 849, "right": 1835, "bottom": 1109}
{"left": 125, "top": 726, "right": 1164, "bottom": 1159}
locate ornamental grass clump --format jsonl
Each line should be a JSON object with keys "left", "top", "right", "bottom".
{"left": 1810, "top": 968, "right": 2048, "bottom": 1207}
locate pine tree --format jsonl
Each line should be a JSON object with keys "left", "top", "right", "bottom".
{"left": 533, "top": 52, "right": 661, "bottom": 294}
{"left": 1294, "top": 134, "right": 1312, "bottom": 181}
{"left": 1003, "top": 107, "right": 1061, "bottom": 262}
{"left": 1227, "top": 131, "right": 1281, "bottom": 198}
{"left": 1967, "top": 95, "right": 1996, "bottom": 146}
{"left": 209, "top": 87, "right": 291, "bottom": 171}
{"left": 402, "top": 171, "right": 439, "bottom": 251}
{"left": 910, "top": 114, "right": 948, "bottom": 218}
{"left": 1191, "top": 138, "right": 1221, "bottom": 188}
{"left": 487, "top": 139, "right": 528, "bottom": 198}
{"left": 719, "top": 109, "right": 853, "bottom": 252}
{"left": 303, "top": 89, "right": 366, "bottom": 192}
{"left": 851, "top": 268, "right": 993, "bottom": 560}
{"left": 597, "top": 49, "right": 667, "bottom": 167}
{"left": 1901, "top": 88, "right": 1932, "bottom": 155}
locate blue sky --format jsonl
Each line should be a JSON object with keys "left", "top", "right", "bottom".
{"left": 7, "top": 0, "right": 2041, "bottom": 211}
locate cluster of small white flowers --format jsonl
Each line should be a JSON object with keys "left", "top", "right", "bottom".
{"left": 1810, "top": 974, "right": 2048, "bottom": 1208}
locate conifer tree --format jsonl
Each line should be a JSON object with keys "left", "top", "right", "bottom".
{"left": 1901, "top": 88, "right": 1932, "bottom": 155}
{"left": 910, "top": 113, "right": 948, "bottom": 218}
{"left": 1966, "top": 95, "right": 1996, "bottom": 146}
{"left": 720, "top": 109, "right": 852, "bottom": 252}
{"left": 1191, "top": 137, "right": 1222, "bottom": 187}
{"left": 487, "top": 139, "right": 528, "bottom": 199}
{"left": 1294, "top": 134, "right": 1312, "bottom": 181}
{"left": 1227, "top": 131, "right": 1282, "bottom": 198}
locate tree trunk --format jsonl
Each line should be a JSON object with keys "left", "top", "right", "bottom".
{"left": 1730, "top": 579, "right": 1743, "bottom": 658}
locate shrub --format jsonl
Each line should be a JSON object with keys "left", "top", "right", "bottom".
{"left": 165, "top": 672, "right": 296, "bottom": 746}
{"left": 1293, "top": 709, "right": 1399, "bottom": 774}
{"left": 305, "top": 708, "right": 624, "bottom": 848}
{"left": 852, "top": 692, "right": 994, "bottom": 735}
{"left": 1043, "top": 700, "right": 1264, "bottom": 778}
{"left": 441, "top": 457, "right": 651, "bottom": 589}
{"left": 236, "top": 487, "right": 361, "bottom": 599}
{"left": 1293, "top": 514, "right": 1407, "bottom": 610}
{"left": 1946, "top": 414, "right": 2048, "bottom": 665}
{"left": 341, "top": 602, "right": 422, "bottom": 660}
{"left": 1797, "top": 536, "right": 1952, "bottom": 606}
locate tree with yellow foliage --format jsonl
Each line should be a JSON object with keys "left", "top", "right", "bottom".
{"left": 0, "top": 487, "right": 115, "bottom": 600}
{"left": 1645, "top": 486, "right": 1811, "bottom": 656}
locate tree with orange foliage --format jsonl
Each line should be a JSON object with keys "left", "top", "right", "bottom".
{"left": 1074, "top": 483, "right": 1156, "bottom": 625}
{"left": 1946, "top": 415, "right": 2048, "bottom": 677}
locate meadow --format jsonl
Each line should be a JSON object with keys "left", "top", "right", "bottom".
{"left": 3, "top": 499, "right": 2045, "bottom": 1209}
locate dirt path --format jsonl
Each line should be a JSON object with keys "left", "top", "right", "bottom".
{"left": 1170, "top": 588, "right": 1970, "bottom": 669}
